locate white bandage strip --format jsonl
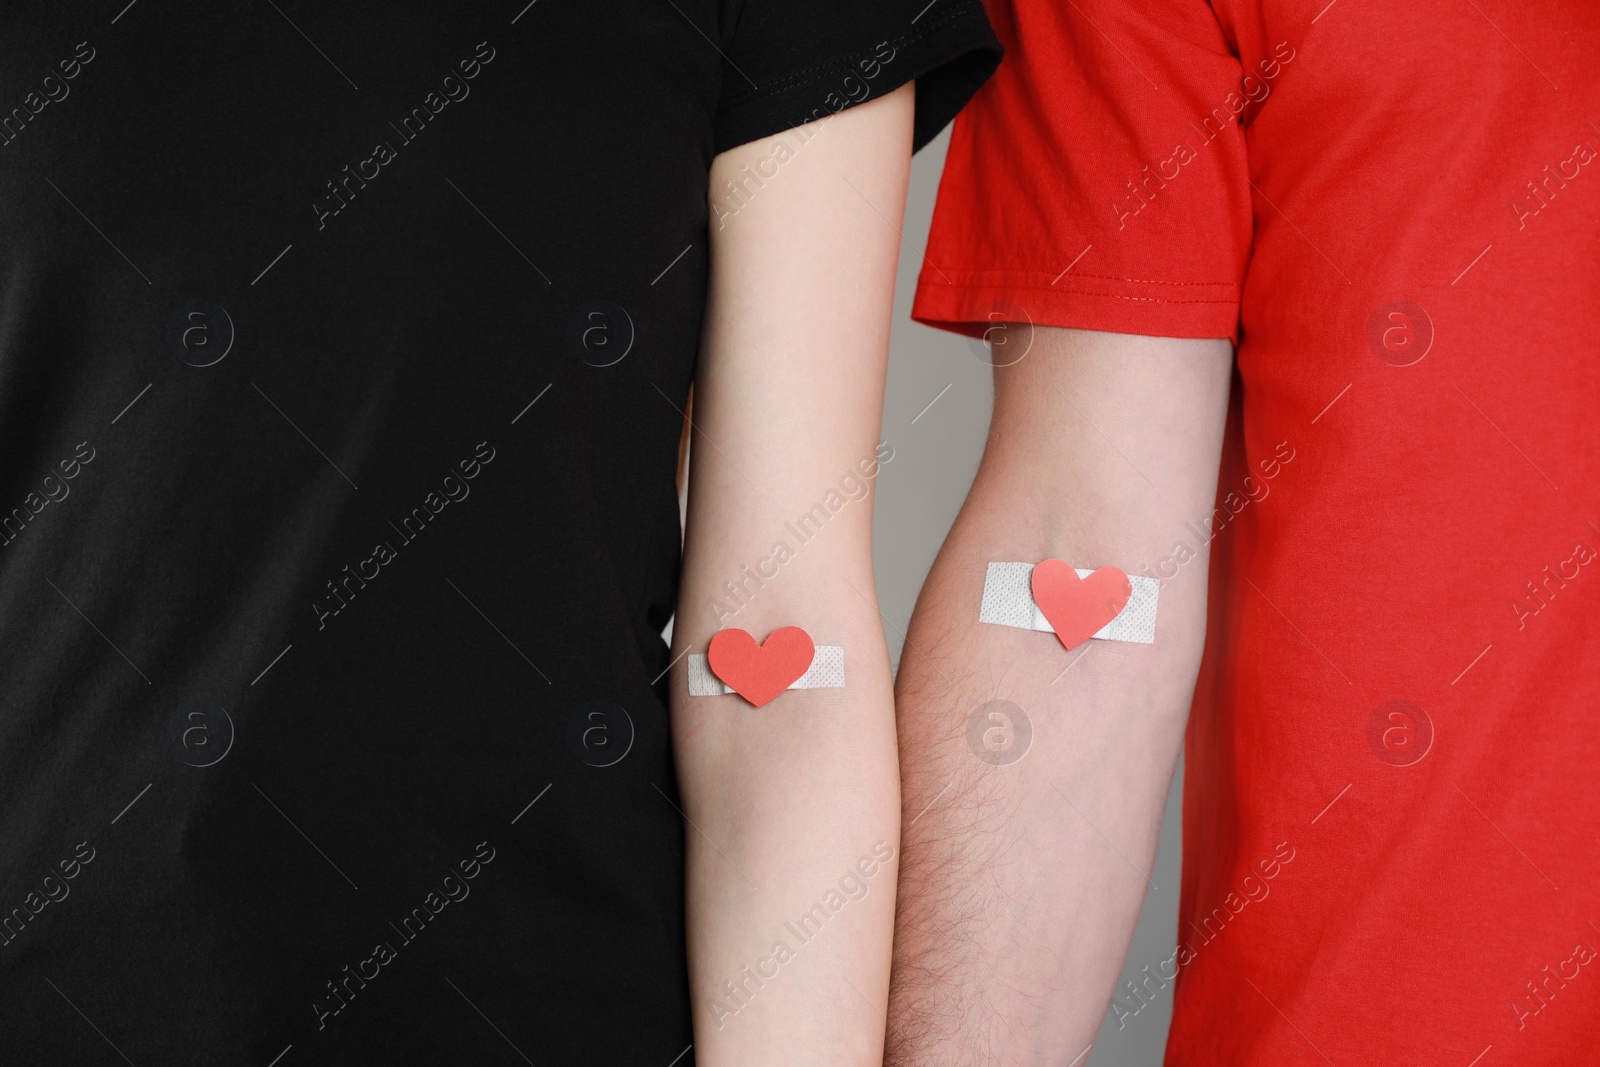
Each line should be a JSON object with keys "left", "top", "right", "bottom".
{"left": 979, "top": 562, "right": 1160, "bottom": 644}
{"left": 685, "top": 646, "right": 847, "bottom": 696}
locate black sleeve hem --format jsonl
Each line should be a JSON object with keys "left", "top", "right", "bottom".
{"left": 712, "top": 0, "right": 1002, "bottom": 156}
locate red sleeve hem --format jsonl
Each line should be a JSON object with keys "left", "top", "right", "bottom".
{"left": 911, "top": 267, "right": 1241, "bottom": 343}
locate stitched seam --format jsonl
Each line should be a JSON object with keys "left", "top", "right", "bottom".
{"left": 927, "top": 268, "right": 1240, "bottom": 288}
{"left": 925, "top": 283, "right": 1238, "bottom": 307}
{"left": 720, "top": 1, "right": 981, "bottom": 109}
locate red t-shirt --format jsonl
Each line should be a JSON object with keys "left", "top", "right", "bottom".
{"left": 914, "top": 2, "right": 1600, "bottom": 1063}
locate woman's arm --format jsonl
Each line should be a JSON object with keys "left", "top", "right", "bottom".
{"left": 670, "top": 84, "right": 914, "bottom": 1066}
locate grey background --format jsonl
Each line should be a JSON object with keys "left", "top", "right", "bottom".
{"left": 872, "top": 128, "right": 1186, "bottom": 1065}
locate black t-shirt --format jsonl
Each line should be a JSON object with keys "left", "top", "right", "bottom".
{"left": 0, "top": 1, "right": 996, "bottom": 1063}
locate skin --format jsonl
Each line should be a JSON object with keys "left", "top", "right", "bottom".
{"left": 884, "top": 326, "right": 1234, "bottom": 1064}
{"left": 669, "top": 84, "right": 914, "bottom": 1066}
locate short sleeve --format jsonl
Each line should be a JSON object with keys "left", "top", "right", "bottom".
{"left": 713, "top": 0, "right": 1002, "bottom": 155}
{"left": 912, "top": 0, "right": 1252, "bottom": 341}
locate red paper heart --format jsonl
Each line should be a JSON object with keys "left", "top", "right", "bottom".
{"left": 1030, "top": 559, "right": 1132, "bottom": 651}
{"left": 707, "top": 626, "right": 816, "bottom": 708}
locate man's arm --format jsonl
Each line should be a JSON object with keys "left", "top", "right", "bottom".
{"left": 670, "top": 85, "right": 913, "bottom": 1066}
{"left": 886, "top": 326, "right": 1232, "bottom": 1064}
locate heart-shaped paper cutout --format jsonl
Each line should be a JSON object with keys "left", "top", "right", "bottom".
{"left": 1030, "top": 560, "right": 1132, "bottom": 650}
{"left": 706, "top": 626, "right": 816, "bottom": 708}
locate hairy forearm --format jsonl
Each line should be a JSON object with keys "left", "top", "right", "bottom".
{"left": 885, "top": 328, "right": 1231, "bottom": 1065}
{"left": 885, "top": 499, "right": 1203, "bottom": 1064}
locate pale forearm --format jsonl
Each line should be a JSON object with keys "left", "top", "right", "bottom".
{"left": 670, "top": 84, "right": 916, "bottom": 1065}
{"left": 671, "top": 547, "right": 900, "bottom": 1064}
